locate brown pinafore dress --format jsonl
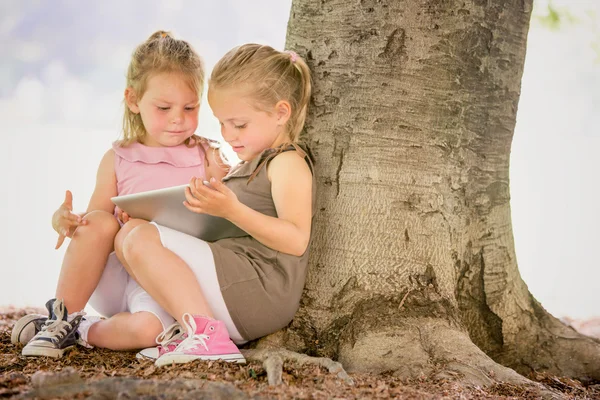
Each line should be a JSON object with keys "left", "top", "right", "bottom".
{"left": 207, "top": 144, "right": 316, "bottom": 341}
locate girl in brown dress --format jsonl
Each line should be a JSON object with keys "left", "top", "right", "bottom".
{"left": 115, "top": 43, "right": 316, "bottom": 366}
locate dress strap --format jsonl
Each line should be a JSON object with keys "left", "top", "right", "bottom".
{"left": 247, "top": 143, "right": 309, "bottom": 184}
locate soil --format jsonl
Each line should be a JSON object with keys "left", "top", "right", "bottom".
{"left": 1, "top": 308, "right": 599, "bottom": 399}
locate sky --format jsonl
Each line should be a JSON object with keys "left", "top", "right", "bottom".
{"left": 0, "top": 0, "right": 598, "bottom": 320}
{"left": 511, "top": 0, "right": 600, "bottom": 319}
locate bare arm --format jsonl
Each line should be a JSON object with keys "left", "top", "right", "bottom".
{"left": 236, "top": 151, "right": 312, "bottom": 255}
{"left": 185, "top": 151, "right": 312, "bottom": 256}
{"left": 51, "top": 149, "right": 117, "bottom": 248}
{"left": 85, "top": 149, "right": 118, "bottom": 214}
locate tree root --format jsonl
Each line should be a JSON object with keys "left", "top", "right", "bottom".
{"left": 242, "top": 348, "right": 354, "bottom": 386}
{"left": 337, "top": 317, "right": 563, "bottom": 399}
{"left": 18, "top": 367, "right": 250, "bottom": 400}
{"left": 19, "top": 351, "right": 353, "bottom": 397}
{"left": 497, "top": 298, "right": 600, "bottom": 383}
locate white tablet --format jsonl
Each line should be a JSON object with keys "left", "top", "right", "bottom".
{"left": 111, "top": 184, "right": 248, "bottom": 242}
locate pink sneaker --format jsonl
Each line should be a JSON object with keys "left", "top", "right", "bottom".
{"left": 136, "top": 322, "right": 186, "bottom": 361}
{"left": 154, "top": 313, "right": 246, "bottom": 367}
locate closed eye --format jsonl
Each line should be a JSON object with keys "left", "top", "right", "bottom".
{"left": 157, "top": 106, "right": 170, "bottom": 111}
{"left": 234, "top": 124, "right": 247, "bottom": 129}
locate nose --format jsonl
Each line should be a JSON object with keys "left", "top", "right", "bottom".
{"left": 171, "top": 109, "right": 184, "bottom": 124}
{"left": 220, "top": 124, "right": 236, "bottom": 142}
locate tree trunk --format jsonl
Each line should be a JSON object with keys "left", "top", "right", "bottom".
{"left": 281, "top": 0, "right": 600, "bottom": 384}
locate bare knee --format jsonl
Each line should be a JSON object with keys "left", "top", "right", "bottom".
{"left": 114, "top": 219, "right": 149, "bottom": 262}
{"left": 129, "top": 312, "right": 163, "bottom": 346}
{"left": 74, "top": 210, "right": 119, "bottom": 241}
{"left": 122, "top": 223, "right": 162, "bottom": 271}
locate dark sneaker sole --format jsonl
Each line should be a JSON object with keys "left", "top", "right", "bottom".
{"left": 22, "top": 344, "right": 75, "bottom": 358}
{"left": 10, "top": 314, "right": 47, "bottom": 345}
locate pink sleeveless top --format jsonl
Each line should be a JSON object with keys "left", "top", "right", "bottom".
{"left": 112, "top": 141, "right": 206, "bottom": 196}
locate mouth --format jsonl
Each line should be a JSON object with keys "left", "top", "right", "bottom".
{"left": 166, "top": 130, "right": 187, "bottom": 135}
{"left": 231, "top": 146, "right": 244, "bottom": 152}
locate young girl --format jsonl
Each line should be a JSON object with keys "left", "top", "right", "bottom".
{"left": 12, "top": 31, "right": 229, "bottom": 358}
{"left": 112, "top": 43, "right": 315, "bottom": 366}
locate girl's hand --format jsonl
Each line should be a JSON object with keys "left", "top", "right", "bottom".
{"left": 184, "top": 177, "right": 239, "bottom": 218}
{"left": 115, "top": 207, "right": 130, "bottom": 224}
{"left": 52, "top": 190, "right": 88, "bottom": 249}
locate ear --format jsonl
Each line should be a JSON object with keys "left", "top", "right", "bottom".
{"left": 124, "top": 87, "right": 140, "bottom": 114}
{"left": 274, "top": 100, "right": 291, "bottom": 126}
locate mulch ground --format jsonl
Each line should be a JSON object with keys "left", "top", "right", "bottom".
{"left": 1, "top": 308, "right": 599, "bottom": 399}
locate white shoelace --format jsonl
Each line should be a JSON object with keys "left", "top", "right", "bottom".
{"left": 38, "top": 319, "right": 70, "bottom": 342}
{"left": 36, "top": 310, "right": 85, "bottom": 343}
{"left": 172, "top": 313, "right": 212, "bottom": 353}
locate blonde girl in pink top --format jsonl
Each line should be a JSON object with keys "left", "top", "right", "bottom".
{"left": 12, "top": 31, "right": 228, "bottom": 358}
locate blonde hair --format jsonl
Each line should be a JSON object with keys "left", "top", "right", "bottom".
{"left": 209, "top": 44, "right": 312, "bottom": 143}
{"left": 120, "top": 30, "right": 205, "bottom": 147}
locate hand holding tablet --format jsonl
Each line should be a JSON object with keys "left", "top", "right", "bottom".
{"left": 182, "top": 177, "right": 241, "bottom": 221}
{"left": 111, "top": 183, "right": 247, "bottom": 242}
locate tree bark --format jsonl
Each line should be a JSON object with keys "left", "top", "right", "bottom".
{"left": 281, "top": 0, "right": 600, "bottom": 384}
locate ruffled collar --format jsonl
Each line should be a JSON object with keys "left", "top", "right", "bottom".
{"left": 112, "top": 141, "right": 203, "bottom": 168}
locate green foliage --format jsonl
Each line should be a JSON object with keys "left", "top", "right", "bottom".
{"left": 249, "top": 368, "right": 258, "bottom": 379}
{"left": 532, "top": 0, "right": 600, "bottom": 63}
{"left": 534, "top": 0, "right": 578, "bottom": 31}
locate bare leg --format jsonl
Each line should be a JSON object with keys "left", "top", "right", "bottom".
{"left": 121, "top": 223, "right": 214, "bottom": 324}
{"left": 87, "top": 311, "right": 162, "bottom": 350}
{"left": 113, "top": 218, "right": 149, "bottom": 282}
{"left": 55, "top": 210, "right": 120, "bottom": 312}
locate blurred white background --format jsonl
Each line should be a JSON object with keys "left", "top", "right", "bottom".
{"left": 0, "top": 0, "right": 598, "bottom": 320}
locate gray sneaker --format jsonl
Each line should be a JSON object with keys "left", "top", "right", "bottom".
{"left": 11, "top": 313, "right": 48, "bottom": 345}
{"left": 21, "top": 298, "right": 83, "bottom": 358}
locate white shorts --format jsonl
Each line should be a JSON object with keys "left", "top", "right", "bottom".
{"left": 88, "top": 223, "right": 244, "bottom": 344}
{"left": 88, "top": 252, "right": 176, "bottom": 331}
{"left": 150, "top": 222, "right": 244, "bottom": 344}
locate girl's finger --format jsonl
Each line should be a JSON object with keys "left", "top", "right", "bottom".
{"left": 191, "top": 179, "right": 208, "bottom": 194}
{"left": 55, "top": 234, "right": 65, "bottom": 250}
{"left": 62, "top": 190, "right": 74, "bottom": 211}
{"left": 194, "top": 180, "right": 221, "bottom": 199}
{"left": 185, "top": 187, "right": 205, "bottom": 204}
{"left": 68, "top": 212, "right": 81, "bottom": 222}
{"left": 209, "top": 177, "right": 229, "bottom": 194}
{"left": 188, "top": 177, "right": 199, "bottom": 191}
{"left": 62, "top": 210, "right": 81, "bottom": 223}
{"left": 184, "top": 187, "right": 195, "bottom": 202}
{"left": 64, "top": 219, "right": 81, "bottom": 229}
{"left": 183, "top": 202, "right": 204, "bottom": 214}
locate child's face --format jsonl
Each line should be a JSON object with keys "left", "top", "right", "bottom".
{"left": 131, "top": 72, "right": 200, "bottom": 147}
{"left": 208, "top": 88, "right": 288, "bottom": 161}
